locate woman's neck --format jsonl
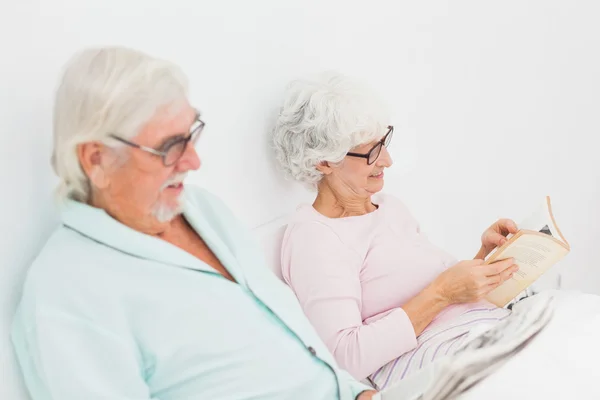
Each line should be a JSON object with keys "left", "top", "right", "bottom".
{"left": 313, "top": 182, "right": 377, "bottom": 218}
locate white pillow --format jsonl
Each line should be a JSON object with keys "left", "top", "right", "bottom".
{"left": 252, "top": 214, "right": 291, "bottom": 281}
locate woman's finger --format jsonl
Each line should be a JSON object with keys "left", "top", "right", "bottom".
{"left": 484, "top": 258, "right": 515, "bottom": 276}
{"left": 497, "top": 218, "right": 519, "bottom": 234}
{"left": 486, "top": 274, "right": 503, "bottom": 286}
{"left": 488, "top": 231, "right": 508, "bottom": 247}
{"left": 485, "top": 264, "right": 518, "bottom": 287}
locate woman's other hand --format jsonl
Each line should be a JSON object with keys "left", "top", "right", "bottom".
{"left": 432, "top": 258, "right": 518, "bottom": 304}
{"left": 477, "top": 219, "right": 519, "bottom": 259}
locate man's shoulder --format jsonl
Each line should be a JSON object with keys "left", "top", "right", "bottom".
{"left": 183, "top": 185, "right": 233, "bottom": 215}
{"left": 15, "top": 227, "right": 112, "bottom": 319}
{"left": 183, "top": 185, "right": 247, "bottom": 237}
{"left": 32, "top": 224, "right": 99, "bottom": 269}
{"left": 184, "top": 184, "right": 221, "bottom": 205}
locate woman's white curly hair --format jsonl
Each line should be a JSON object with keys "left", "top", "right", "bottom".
{"left": 272, "top": 71, "right": 390, "bottom": 188}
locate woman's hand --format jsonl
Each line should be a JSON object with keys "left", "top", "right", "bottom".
{"left": 476, "top": 219, "right": 519, "bottom": 259}
{"left": 432, "top": 258, "right": 518, "bottom": 304}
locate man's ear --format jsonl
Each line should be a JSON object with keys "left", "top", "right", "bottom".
{"left": 77, "top": 142, "right": 112, "bottom": 189}
{"left": 315, "top": 161, "right": 333, "bottom": 175}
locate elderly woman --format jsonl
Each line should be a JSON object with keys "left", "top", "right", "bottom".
{"left": 11, "top": 48, "right": 380, "bottom": 400}
{"left": 272, "top": 72, "right": 524, "bottom": 389}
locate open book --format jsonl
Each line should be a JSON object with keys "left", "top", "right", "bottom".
{"left": 484, "top": 196, "right": 570, "bottom": 307}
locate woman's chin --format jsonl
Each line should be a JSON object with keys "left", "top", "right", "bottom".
{"left": 366, "top": 180, "right": 385, "bottom": 194}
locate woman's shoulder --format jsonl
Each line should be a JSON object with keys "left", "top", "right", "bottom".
{"left": 375, "top": 193, "right": 421, "bottom": 231}
{"left": 284, "top": 193, "right": 417, "bottom": 232}
{"left": 285, "top": 205, "right": 340, "bottom": 241}
{"left": 283, "top": 201, "right": 378, "bottom": 258}
{"left": 283, "top": 204, "right": 368, "bottom": 255}
{"left": 375, "top": 192, "right": 410, "bottom": 212}
{"left": 280, "top": 208, "right": 364, "bottom": 279}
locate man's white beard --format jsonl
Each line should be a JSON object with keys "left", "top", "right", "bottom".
{"left": 152, "top": 195, "right": 184, "bottom": 222}
{"left": 152, "top": 173, "right": 187, "bottom": 222}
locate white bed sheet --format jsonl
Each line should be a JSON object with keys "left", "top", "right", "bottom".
{"left": 382, "top": 290, "right": 600, "bottom": 400}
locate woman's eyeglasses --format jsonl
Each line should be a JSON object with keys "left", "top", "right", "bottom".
{"left": 109, "top": 112, "right": 205, "bottom": 167}
{"left": 346, "top": 125, "right": 394, "bottom": 165}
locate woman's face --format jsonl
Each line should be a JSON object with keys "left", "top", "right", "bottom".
{"left": 320, "top": 130, "right": 394, "bottom": 198}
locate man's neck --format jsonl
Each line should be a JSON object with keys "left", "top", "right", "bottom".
{"left": 89, "top": 194, "right": 176, "bottom": 236}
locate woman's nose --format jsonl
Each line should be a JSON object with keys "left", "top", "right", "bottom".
{"left": 376, "top": 146, "right": 393, "bottom": 167}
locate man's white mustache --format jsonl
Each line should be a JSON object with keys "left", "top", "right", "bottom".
{"left": 160, "top": 173, "right": 188, "bottom": 190}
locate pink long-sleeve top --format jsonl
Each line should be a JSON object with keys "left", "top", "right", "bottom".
{"left": 281, "top": 194, "right": 496, "bottom": 380}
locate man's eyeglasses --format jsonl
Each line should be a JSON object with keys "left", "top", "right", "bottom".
{"left": 346, "top": 125, "right": 394, "bottom": 165}
{"left": 110, "top": 113, "right": 205, "bottom": 167}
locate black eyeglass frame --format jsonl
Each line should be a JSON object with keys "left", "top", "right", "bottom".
{"left": 346, "top": 125, "right": 394, "bottom": 165}
{"left": 109, "top": 112, "right": 205, "bottom": 167}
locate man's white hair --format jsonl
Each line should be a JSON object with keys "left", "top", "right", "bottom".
{"left": 272, "top": 71, "right": 390, "bottom": 188}
{"left": 52, "top": 46, "right": 189, "bottom": 202}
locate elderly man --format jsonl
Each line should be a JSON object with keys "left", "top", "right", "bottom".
{"left": 11, "top": 47, "right": 377, "bottom": 400}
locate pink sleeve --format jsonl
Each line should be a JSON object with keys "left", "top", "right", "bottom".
{"left": 281, "top": 222, "right": 418, "bottom": 380}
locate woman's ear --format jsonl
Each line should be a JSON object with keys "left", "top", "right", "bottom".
{"left": 77, "top": 142, "right": 112, "bottom": 189}
{"left": 315, "top": 161, "right": 333, "bottom": 175}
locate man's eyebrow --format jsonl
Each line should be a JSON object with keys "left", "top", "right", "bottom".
{"left": 154, "top": 113, "right": 200, "bottom": 149}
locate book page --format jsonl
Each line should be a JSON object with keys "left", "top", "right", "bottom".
{"left": 485, "top": 231, "right": 569, "bottom": 307}
{"left": 515, "top": 196, "right": 568, "bottom": 246}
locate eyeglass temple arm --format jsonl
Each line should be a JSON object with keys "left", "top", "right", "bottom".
{"left": 346, "top": 152, "right": 371, "bottom": 158}
{"left": 110, "top": 135, "right": 166, "bottom": 157}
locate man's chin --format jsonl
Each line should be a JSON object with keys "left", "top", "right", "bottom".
{"left": 153, "top": 208, "right": 183, "bottom": 223}
{"left": 152, "top": 198, "right": 184, "bottom": 223}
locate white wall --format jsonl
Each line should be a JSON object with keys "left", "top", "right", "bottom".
{"left": 1, "top": 1, "right": 599, "bottom": 398}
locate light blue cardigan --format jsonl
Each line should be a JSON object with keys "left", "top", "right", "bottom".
{"left": 12, "top": 186, "right": 371, "bottom": 400}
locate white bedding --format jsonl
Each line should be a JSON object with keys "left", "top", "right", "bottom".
{"left": 381, "top": 290, "right": 600, "bottom": 400}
